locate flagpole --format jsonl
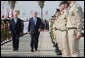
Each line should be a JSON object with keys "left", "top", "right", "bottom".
{"left": 7, "top": 7, "right": 9, "bottom": 19}
{"left": 1, "top": 5, "right": 4, "bottom": 19}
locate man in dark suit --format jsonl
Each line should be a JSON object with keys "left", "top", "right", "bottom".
{"left": 9, "top": 11, "right": 22, "bottom": 51}
{"left": 28, "top": 11, "right": 42, "bottom": 52}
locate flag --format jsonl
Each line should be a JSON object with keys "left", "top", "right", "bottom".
{"left": 37, "top": 12, "right": 40, "bottom": 16}
{"left": 11, "top": 10, "right": 13, "bottom": 18}
{"left": 1, "top": 12, "right": 4, "bottom": 18}
{"left": 1, "top": 5, "right": 4, "bottom": 18}
{"left": 30, "top": 10, "right": 33, "bottom": 14}
{"left": 45, "top": 11, "right": 48, "bottom": 16}
{"left": 15, "top": 10, "right": 20, "bottom": 15}
{"left": 22, "top": 13, "right": 25, "bottom": 15}
{"left": 1, "top": 25, "right": 3, "bottom": 29}
{"left": 7, "top": 8, "right": 9, "bottom": 18}
{"left": 16, "top": 10, "right": 18, "bottom": 14}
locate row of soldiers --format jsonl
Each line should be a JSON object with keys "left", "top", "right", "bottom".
{"left": 49, "top": 1, "right": 83, "bottom": 57}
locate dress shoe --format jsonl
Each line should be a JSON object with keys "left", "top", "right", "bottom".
{"left": 13, "top": 49, "right": 16, "bottom": 51}
{"left": 35, "top": 49, "right": 38, "bottom": 51}
{"left": 13, "top": 50, "right": 16, "bottom": 51}
{"left": 31, "top": 50, "right": 34, "bottom": 52}
{"left": 15, "top": 49, "right": 18, "bottom": 52}
{"left": 59, "top": 51, "right": 62, "bottom": 55}
{"left": 56, "top": 52, "right": 61, "bottom": 55}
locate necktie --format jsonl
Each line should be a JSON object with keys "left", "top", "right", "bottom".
{"left": 15, "top": 20, "right": 16, "bottom": 24}
{"left": 34, "top": 18, "right": 37, "bottom": 25}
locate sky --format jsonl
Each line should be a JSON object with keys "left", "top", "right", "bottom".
{"left": 1, "top": 1, "right": 84, "bottom": 21}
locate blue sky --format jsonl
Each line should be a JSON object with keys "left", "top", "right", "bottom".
{"left": 1, "top": 1, "right": 84, "bottom": 20}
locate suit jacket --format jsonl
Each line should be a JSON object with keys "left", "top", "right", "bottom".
{"left": 28, "top": 17, "right": 42, "bottom": 35}
{"left": 9, "top": 18, "right": 22, "bottom": 36}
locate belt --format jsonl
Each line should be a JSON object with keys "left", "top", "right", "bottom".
{"left": 55, "top": 28, "right": 67, "bottom": 31}
{"left": 53, "top": 28, "right": 57, "bottom": 31}
{"left": 53, "top": 28, "right": 56, "bottom": 29}
{"left": 60, "top": 30, "right": 67, "bottom": 31}
{"left": 68, "top": 27, "right": 77, "bottom": 30}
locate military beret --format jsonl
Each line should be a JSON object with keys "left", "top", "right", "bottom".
{"left": 59, "top": 1, "right": 65, "bottom": 6}
{"left": 56, "top": 9, "right": 60, "bottom": 12}
{"left": 59, "top": 1, "right": 69, "bottom": 6}
{"left": 56, "top": 9, "right": 60, "bottom": 14}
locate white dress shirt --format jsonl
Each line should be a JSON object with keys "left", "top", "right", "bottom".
{"left": 14, "top": 19, "right": 17, "bottom": 24}
{"left": 33, "top": 17, "right": 37, "bottom": 25}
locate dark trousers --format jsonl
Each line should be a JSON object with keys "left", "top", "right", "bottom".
{"left": 55, "top": 43, "right": 60, "bottom": 52}
{"left": 12, "top": 35, "right": 19, "bottom": 50}
{"left": 30, "top": 32, "right": 40, "bottom": 50}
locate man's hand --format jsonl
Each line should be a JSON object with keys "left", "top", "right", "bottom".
{"left": 38, "top": 29, "right": 41, "bottom": 32}
{"left": 76, "top": 35, "right": 81, "bottom": 40}
{"left": 9, "top": 31, "right": 11, "bottom": 34}
{"left": 20, "top": 33, "right": 22, "bottom": 35}
{"left": 28, "top": 32, "right": 30, "bottom": 34}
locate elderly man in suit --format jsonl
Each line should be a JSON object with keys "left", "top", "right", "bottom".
{"left": 28, "top": 11, "right": 42, "bottom": 52}
{"left": 9, "top": 11, "right": 22, "bottom": 51}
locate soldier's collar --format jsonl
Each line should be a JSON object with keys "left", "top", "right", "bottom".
{"left": 60, "top": 10, "right": 64, "bottom": 15}
{"left": 59, "top": 14, "right": 62, "bottom": 17}
{"left": 70, "top": 2, "right": 75, "bottom": 7}
{"left": 56, "top": 16, "right": 59, "bottom": 19}
{"left": 63, "top": 8, "right": 67, "bottom": 12}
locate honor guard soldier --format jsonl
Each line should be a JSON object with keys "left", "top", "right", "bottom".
{"left": 66, "top": 1, "right": 83, "bottom": 57}
{"left": 54, "top": 9, "right": 62, "bottom": 55}
{"left": 58, "top": 1, "right": 70, "bottom": 57}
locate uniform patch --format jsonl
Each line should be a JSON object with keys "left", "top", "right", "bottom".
{"left": 76, "top": 8, "right": 79, "bottom": 12}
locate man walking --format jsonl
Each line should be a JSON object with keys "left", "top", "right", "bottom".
{"left": 9, "top": 11, "right": 22, "bottom": 51}
{"left": 28, "top": 11, "right": 42, "bottom": 52}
